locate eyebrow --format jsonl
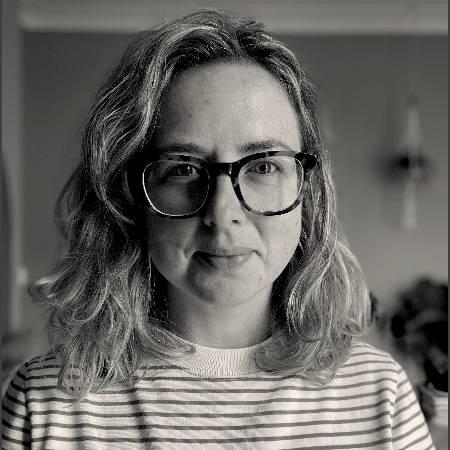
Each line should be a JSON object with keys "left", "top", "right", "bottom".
{"left": 154, "top": 139, "right": 296, "bottom": 156}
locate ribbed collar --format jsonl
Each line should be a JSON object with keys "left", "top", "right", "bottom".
{"left": 162, "top": 333, "right": 272, "bottom": 378}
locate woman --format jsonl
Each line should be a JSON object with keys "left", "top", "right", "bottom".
{"left": 3, "top": 10, "right": 434, "bottom": 449}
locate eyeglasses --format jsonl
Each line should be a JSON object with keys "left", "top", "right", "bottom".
{"left": 142, "top": 150, "right": 317, "bottom": 218}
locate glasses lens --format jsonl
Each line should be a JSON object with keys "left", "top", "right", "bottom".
{"left": 239, "top": 156, "right": 303, "bottom": 213}
{"left": 143, "top": 160, "right": 209, "bottom": 216}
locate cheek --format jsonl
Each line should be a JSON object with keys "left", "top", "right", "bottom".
{"left": 145, "top": 215, "right": 192, "bottom": 270}
{"left": 262, "top": 209, "right": 301, "bottom": 270}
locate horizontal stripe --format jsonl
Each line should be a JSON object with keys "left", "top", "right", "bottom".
{"left": 24, "top": 376, "right": 397, "bottom": 396}
{"left": 139, "top": 372, "right": 394, "bottom": 383}
{"left": 28, "top": 388, "right": 394, "bottom": 411}
{"left": 103, "top": 376, "right": 397, "bottom": 393}
{"left": 10, "top": 380, "right": 26, "bottom": 396}
{"left": 1, "top": 434, "right": 30, "bottom": 445}
{"left": 32, "top": 410, "right": 392, "bottom": 431}
{"left": 341, "top": 359, "right": 397, "bottom": 369}
{"left": 392, "top": 409, "right": 422, "bottom": 430}
{"left": 24, "top": 360, "right": 397, "bottom": 381}
{"left": 15, "top": 370, "right": 27, "bottom": 382}
{"left": 288, "top": 437, "right": 394, "bottom": 449}
{"left": 397, "top": 377, "right": 409, "bottom": 389}
{"left": 25, "top": 364, "right": 60, "bottom": 373}
{"left": 395, "top": 388, "right": 415, "bottom": 405}
{"left": 393, "top": 399, "right": 421, "bottom": 418}
{"left": 25, "top": 373, "right": 59, "bottom": 381}
{"left": 335, "top": 367, "right": 398, "bottom": 378}
{"left": 30, "top": 398, "right": 394, "bottom": 419}
{"left": 2, "top": 405, "right": 29, "bottom": 422}
{"left": 350, "top": 342, "right": 385, "bottom": 350}
{"left": 2, "top": 418, "right": 31, "bottom": 435}
{"left": 33, "top": 423, "right": 392, "bottom": 444}
{"left": 393, "top": 421, "right": 427, "bottom": 442}
{"left": 396, "top": 431, "right": 433, "bottom": 450}
{"left": 5, "top": 392, "right": 26, "bottom": 407}
{"left": 346, "top": 351, "right": 395, "bottom": 361}
{"left": 26, "top": 354, "right": 57, "bottom": 366}
{"left": 26, "top": 386, "right": 395, "bottom": 407}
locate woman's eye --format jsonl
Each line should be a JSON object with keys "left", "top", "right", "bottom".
{"left": 166, "top": 164, "right": 198, "bottom": 177}
{"left": 250, "top": 160, "right": 279, "bottom": 175}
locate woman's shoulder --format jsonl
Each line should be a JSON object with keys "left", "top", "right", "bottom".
{"left": 336, "top": 339, "right": 403, "bottom": 382}
{"left": 25, "top": 351, "right": 60, "bottom": 366}
{"left": 4, "top": 351, "right": 61, "bottom": 394}
{"left": 22, "top": 351, "right": 61, "bottom": 377}
{"left": 348, "top": 339, "right": 400, "bottom": 364}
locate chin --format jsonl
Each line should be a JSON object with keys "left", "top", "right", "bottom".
{"left": 188, "top": 278, "right": 271, "bottom": 307}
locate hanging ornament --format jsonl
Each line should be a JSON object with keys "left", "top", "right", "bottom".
{"left": 397, "top": 96, "right": 426, "bottom": 230}
{"left": 390, "top": 32, "right": 431, "bottom": 230}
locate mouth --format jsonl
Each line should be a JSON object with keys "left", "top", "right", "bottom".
{"left": 195, "top": 249, "right": 254, "bottom": 270}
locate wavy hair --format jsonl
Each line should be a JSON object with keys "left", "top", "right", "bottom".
{"left": 31, "top": 9, "right": 370, "bottom": 398}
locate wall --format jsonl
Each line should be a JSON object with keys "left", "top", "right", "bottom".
{"left": 281, "top": 35, "right": 448, "bottom": 308}
{"left": 2, "top": 0, "right": 24, "bottom": 335}
{"left": 22, "top": 32, "right": 447, "bottom": 336}
{"left": 22, "top": 33, "right": 130, "bottom": 333}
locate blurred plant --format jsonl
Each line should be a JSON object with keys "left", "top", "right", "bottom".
{"left": 391, "top": 278, "right": 448, "bottom": 392}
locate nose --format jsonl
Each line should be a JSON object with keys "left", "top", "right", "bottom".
{"left": 201, "top": 174, "right": 246, "bottom": 228}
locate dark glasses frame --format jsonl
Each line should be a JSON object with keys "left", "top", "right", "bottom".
{"left": 142, "top": 150, "right": 318, "bottom": 218}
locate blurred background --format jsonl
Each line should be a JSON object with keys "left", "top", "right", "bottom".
{"left": 2, "top": 0, "right": 448, "bottom": 435}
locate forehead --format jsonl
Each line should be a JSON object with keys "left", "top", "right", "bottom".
{"left": 154, "top": 62, "right": 300, "bottom": 156}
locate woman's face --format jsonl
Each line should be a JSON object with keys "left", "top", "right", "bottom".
{"left": 146, "top": 62, "right": 302, "bottom": 309}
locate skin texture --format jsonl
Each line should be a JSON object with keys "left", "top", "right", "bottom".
{"left": 146, "top": 62, "right": 302, "bottom": 348}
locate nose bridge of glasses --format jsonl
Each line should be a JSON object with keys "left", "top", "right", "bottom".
{"left": 206, "top": 161, "right": 240, "bottom": 186}
{"left": 207, "top": 161, "right": 233, "bottom": 176}
{"left": 200, "top": 161, "right": 246, "bottom": 221}
{"left": 205, "top": 161, "right": 243, "bottom": 208}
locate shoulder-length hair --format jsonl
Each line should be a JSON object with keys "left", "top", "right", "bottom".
{"left": 31, "top": 9, "right": 370, "bottom": 398}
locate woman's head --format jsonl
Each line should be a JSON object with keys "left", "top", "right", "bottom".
{"left": 146, "top": 61, "right": 304, "bottom": 331}
{"left": 32, "top": 9, "right": 370, "bottom": 396}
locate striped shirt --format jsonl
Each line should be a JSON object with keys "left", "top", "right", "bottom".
{"left": 2, "top": 340, "right": 435, "bottom": 449}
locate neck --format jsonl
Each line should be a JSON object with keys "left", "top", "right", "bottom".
{"left": 166, "top": 285, "right": 273, "bottom": 349}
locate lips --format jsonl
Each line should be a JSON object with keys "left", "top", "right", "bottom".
{"left": 195, "top": 247, "right": 254, "bottom": 270}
